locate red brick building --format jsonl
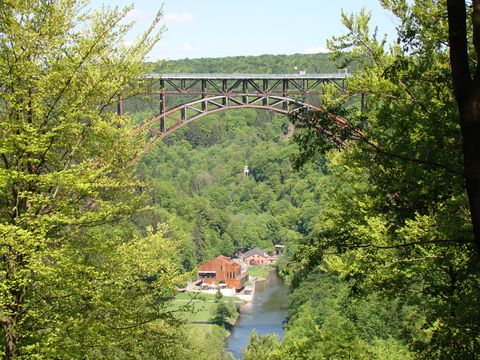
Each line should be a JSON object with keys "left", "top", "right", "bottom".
{"left": 242, "top": 248, "right": 277, "bottom": 266}
{"left": 198, "top": 255, "right": 248, "bottom": 291}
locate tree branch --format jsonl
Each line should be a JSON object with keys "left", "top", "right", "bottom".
{"left": 349, "top": 238, "right": 473, "bottom": 249}
{"left": 354, "top": 134, "right": 464, "bottom": 176}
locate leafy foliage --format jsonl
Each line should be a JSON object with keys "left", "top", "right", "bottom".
{"left": 0, "top": 1, "right": 195, "bottom": 358}
{"left": 283, "top": 1, "right": 480, "bottom": 358}
{"left": 2, "top": 0, "right": 477, "bottom": 358}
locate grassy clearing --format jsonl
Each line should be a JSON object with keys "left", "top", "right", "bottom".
{"left": 170, "top": 291, "right": 244, "bottom": 323}
{"left": 174, "top": 291, "right": 216, "bottom": 301}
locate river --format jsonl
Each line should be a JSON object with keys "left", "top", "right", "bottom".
{"left": 226, "top": 271, "right": 289, "bottom": 359}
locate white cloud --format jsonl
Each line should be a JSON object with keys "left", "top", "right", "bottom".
{"left": 303, "top": 45, "right": 330, "bottom": 54}
{"left": 179, "top": 42, "right": 198, "bottom": 52}
{"left": 164, "top": 12, "right": 195, "bottom": 25}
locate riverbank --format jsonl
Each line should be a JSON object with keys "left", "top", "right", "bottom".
{"left": 173, "top": 269, "right": 287, "bottom": 359}
{"left": 172, "top": 270, "right": 268, "bottom": 327}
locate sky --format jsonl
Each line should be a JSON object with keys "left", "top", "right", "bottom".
{"left": 90, "top": 0, "right": 399, "bottom": 60}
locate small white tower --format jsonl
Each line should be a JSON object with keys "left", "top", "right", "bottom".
{"left": 244, "top": 165, "right": 250, "bottom": 176}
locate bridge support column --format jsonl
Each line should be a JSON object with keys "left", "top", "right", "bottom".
{"left": 263, "top": 79, "right": 268, "bottom": 106}
{"left": 160, "top": 79, "right": 166, "bottom": 132}
{"left": 181, "top": 107, "right": 187, "bottom": 122}
{"left": 243, "top": 79, "right": 248, "bottom": 104}
{"left": 222, "top": 80, "right": 228, "bottom": 106}
{"left": 201, "top": 79, "right": 207, "bottom": 112}
{"left": 160, "top": 117, "right": 165, "bottom": 132}
{"left": 283, "top": 80, "right": 289, "bottom": 110}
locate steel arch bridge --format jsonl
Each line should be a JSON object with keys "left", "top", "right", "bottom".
{"left": 124, "top": 72, "right": 354, "bottom": 154}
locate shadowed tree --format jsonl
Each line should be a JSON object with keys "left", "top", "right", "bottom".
{"left": 447, "top": 0, "right": 480, "bottom": 255}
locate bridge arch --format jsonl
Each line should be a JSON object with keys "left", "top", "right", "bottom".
{"left": 139, "top": 95, "right": 320, "bottom": 135}
{"left": 136, "top": 94, "right": 353, "bottom": 156}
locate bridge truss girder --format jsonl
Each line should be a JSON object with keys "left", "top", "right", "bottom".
{"left": 157, "top": 76, "right": 345, "bottom": 115}
{"left": 127, "top": 74, "right": 352, "bottom": 158}
{"left": 159, "top": 76, "right": 345, "bottom": 96}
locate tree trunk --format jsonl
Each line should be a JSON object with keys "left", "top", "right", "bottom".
{"left": 447, "top": 0, "right": 480, "bottom": 256}
{"left": 3, "top": 316, "right": 19, "bottom": 359}
{"left": 461, "top": 95, "right": 480, "bottom": 255}
{"left": 2, "top": 254, "right": 27, "bottom": 359}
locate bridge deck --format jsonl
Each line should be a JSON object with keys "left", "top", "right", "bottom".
{"left": 146, "top": 73, "right": 349, "bottom": 80}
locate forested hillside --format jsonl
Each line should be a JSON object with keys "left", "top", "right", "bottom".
{"left": 159, "top": 53, "right": 339, "bottom": 74}
{"left": 137, "top": 110, "right": 321, "bottom": 268}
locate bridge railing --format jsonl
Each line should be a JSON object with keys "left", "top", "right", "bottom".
{"left": 142, "top": 72, "right": 350, "bottom": 80}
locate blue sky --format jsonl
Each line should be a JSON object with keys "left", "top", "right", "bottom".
{"left": 90, "top": 1, "right": 399, "bottom": 60}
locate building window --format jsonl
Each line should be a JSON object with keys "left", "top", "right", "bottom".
{"left": 199, "top": 272, "right": 216, "bottom": 279}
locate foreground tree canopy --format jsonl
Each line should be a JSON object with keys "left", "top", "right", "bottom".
{"left": 0, "top": 1, "right": 193, "bottom": 359}
{"left": 273, "top": 0, "right": 480, "bottom": 358}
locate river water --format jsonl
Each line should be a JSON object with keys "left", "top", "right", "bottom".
{"left": 226, "top": 271, "right": 289, "bottom": 359}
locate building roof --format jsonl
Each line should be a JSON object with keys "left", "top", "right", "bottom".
{"left": 198, "top": 255, "right": 240, "bottom": 270}
{"left": 242, "top": 247, "right": 269, "bottom": 259}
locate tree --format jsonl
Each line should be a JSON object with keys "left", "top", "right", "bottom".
{"left": 447, "top": 0, "right": 480, "bottom": 255}
{"left": 215, "top": 288, "right": 223, "bottom": 302}
{"left": 211, "top": 300, "right": 233, "bottom": 328}
{"left": 286, "top": 0, "right": 480, "bottom": 355}
{"left": 0, "top": 1, "right": 167, "bottom": 357}
{"left": 42, "top": 225, "right": 190, "bottom": 359}
{"left": 276, "top": 272, "right": 417, "bottom": 359}
{"left": 242, "top": 331, "right": 280, "bottom": 360}
{"left": 192, "top": 214, "right": 208, "bottom": 264}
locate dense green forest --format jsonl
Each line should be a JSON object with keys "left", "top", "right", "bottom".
{"left": 1, "top": 0, "right": 480, "bottom": 359}
{"left": 160, "top": 53, "right": 340, "bottom": 74}
{"left": 136, "top": 111, "right": 323, "bottom": 268}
